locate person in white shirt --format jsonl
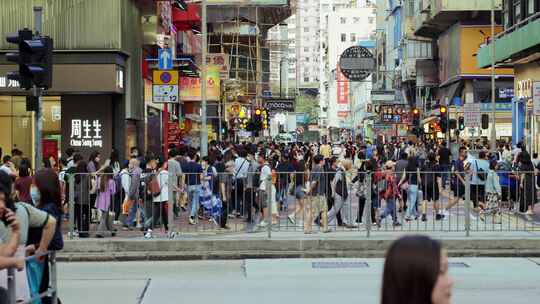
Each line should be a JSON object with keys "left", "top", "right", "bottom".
{"left": 256, "top": 153, "right": 277, "bottom": 228}
{"left": 0, "top": 156, "right": 16, "bottom": 178}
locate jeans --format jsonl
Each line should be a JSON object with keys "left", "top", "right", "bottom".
{"left": 277, "top": 187, "right": 289, "bottom": 210}
{"left": 125, "top": 199, "right": 146, "bottom": 227}
{"left": 406, "top": 185, "right": 419, "bottom": 218}
{"left": 380, "top": 197, "right": 398, "bottom": 223}
{"left": 188, "top": 185, "right": 201, "bottom": 218}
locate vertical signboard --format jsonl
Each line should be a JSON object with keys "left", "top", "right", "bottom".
{"left": 337, "top": 67, "right": 349, "bottom": 117}
{"left": 533, "top": 82, "right": 540, "bottom": 116}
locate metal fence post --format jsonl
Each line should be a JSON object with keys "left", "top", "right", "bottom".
{"left": 266, "top": 175, "right": 272, "bottom": 239}
{"left": 365, "top": 173, "right": 372, "bottom": 238}
{"left": 68, "top": 174, "right": 75, "bottom": 239}
{"left": 464, "top": 174, "right": 471, "bottom": 237}
{"left": 168, "top": 170, "right": 175, "bottom": 238}
{"left": 50, "top": 251, "right": 58, "bottom": 304}
{"left": 7, "top": 267, "right": 15, "bottom": 304}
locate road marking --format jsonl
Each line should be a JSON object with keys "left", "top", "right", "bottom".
{"left": 137, "top": 278, "right": 151, "bottom": 304}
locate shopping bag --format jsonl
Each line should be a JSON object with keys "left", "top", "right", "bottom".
{"left": 26, "top": 256, "right": 45, "bottom": 304}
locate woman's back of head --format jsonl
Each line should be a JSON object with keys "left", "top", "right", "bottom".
{"left": 381, "top": 235, "right": 443, "bottom": 304}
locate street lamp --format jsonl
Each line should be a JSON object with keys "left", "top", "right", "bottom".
{"left": 490, "top": 0, "right": 497, "bottom": 152}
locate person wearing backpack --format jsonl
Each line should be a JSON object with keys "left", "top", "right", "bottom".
{"left": 468, "top": 150, "right": 490, "bottom": 219}
{"left": 419, "top": 153, "right": 444, "bottom": 222}
{"left": 378, "top": 161, "right": 401, "bottom": 227}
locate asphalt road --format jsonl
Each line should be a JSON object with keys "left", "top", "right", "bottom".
{"left": 57, "top": 258, "right": 540, "bottom": 304}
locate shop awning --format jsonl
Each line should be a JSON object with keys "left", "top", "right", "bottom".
{"left": 173, "top": 4, "right": 201, "bottom": 31}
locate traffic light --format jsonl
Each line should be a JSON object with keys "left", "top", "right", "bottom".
{"left": 439, "top": 105, "right": 448, "bottom": 133}
{"left": 449, "top": 119, "right": 457, "bottom": 130}
{"left": 411, "top": 107, "right": 420, "bottom": 126}
{"left": 253, "top": 108, "right": 264, "bottom": 131}
{"left": 458, "top": 116, "right": 465, "bottom": 131}
{"left": 5, "top": 28, "right": 53, "bottom": 90}
{"left": 481, "top": 114, "right": 489, "bottom": 130}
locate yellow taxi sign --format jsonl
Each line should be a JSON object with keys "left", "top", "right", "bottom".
{"left": 153, "top": 70, "right": 178, "bottom": 85}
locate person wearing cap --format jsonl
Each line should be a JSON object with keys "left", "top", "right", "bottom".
{"left": 379, "top": 160, "right": 401, "bottom": 227}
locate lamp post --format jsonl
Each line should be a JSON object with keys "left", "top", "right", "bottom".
{"left": 490, "top": 0, "right": 497, "bottom": 152}
{"left": 200, "top": 0, "right": 208, "bottom": 157}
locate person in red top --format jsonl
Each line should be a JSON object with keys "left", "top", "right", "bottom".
{"left": 379, "top": 161, "right": 401, "bottom": 227}
{"left": 14, "top": 164, "right": 32, "bottom": 204}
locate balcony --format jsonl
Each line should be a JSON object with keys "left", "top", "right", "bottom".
{"left": 477, "top": 12, "right": 540, "bottom": 68}
{"left": 415, "top": 0, "right": 502, "bottom": 38}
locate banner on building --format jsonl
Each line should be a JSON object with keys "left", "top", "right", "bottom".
{"left": 337, "top": 67, "right": 349, "bottom": 113}
{"left": 207, "top": 53, "right": 230, "bottom": 80}
{"left": 179, "top": 66, "right": 220, "bottom": 101}
{"left": 533, "top": 82, "right": 540, "bottom": 116}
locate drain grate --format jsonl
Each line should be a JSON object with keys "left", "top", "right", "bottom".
{"left": 312, "top": 261, "right": 369, "bottom": 269}
{"left": 448, "top": 262, "right": 470, "bottom": 268}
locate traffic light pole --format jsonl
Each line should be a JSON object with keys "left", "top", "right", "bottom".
{"left": 33, "top": 86, "right": 43, "bottom": 170}
{"left": 34, "top": 7, "right": 43, "bottom": 170}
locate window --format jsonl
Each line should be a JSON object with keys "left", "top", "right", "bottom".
{"left": 353, "top": 17, "right": 360, "bottom": 23}
{"left": 341, "top": 33, "right": 346, "bottom": 42}
{"left": 340, "top": 17, "right": 347, "bottom": 24}
{"left": 368, "top": 17, "right": 375, "bottom": 24}
{"left": 305, "top": 57, "right": 310, "bottom": 62}
{"left": 322, "top": 4, "right": 329, "bottom": 11}
{"left": 304, "top": 77, "right": 310, "bottom": 83}
{"left": 304, "top": 18, "right": 309, "bottom": 22}
{"left": 304, "top": 27, "right": 309, "bottom": 32}
{"left": 304, "top": 47, "right": 309, "bottom": 52}
{"left": 513, "top": 0, "right": 522, "bottom": 24}
{"left": 350, "top": 33, "right": 356, "bottom": 42}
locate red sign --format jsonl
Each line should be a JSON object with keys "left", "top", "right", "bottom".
{"left": 42, "top": 139, "right": 58, "bottom": 165}
{"left": 337, "top": 67, "right": 349, "bottom": 109}
{"left": 168, "top": 122, "right": 181, "bottom": 144}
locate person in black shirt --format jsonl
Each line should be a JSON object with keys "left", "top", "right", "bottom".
{"left": 437, "top": 141, "right": 451, "bottom": 188}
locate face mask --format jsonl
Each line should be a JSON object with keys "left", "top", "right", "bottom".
{"left": 30, "top": 186, "right": 40, "bottom": 204}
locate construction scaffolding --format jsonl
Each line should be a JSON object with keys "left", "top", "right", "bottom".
{"left": 206, "top": 3, "right": 293, "bottom": 104}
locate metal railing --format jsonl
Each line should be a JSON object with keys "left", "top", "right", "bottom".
{"left": 5, "top": 251, "right": 58, "bottom": 304}
{"left": 62, "top": 168, "right": 540, "bottom": 238}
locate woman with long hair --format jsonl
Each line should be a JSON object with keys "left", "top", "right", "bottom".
{"left": 94, "top": 166, "right": 116, "bottom": 237}
{"left": 518, "top": 151, "right": 536, "bottom": 214}
{"left": 401, "top": 155, "right": 421, "bottom": 221}
{"left": 28, "top": 168, "right": 64, "bottom": 301}
{"left": 14, "top": 164, "right": 32, "bottom": 204}
{"left": 381, "top": 235, "right": 453, "bottom": 304}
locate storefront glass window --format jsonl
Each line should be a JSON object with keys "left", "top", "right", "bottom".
{"left": 0, "top": 96, "right": 61, "bottom": 166}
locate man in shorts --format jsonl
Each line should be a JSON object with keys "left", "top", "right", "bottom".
{"left": 305, "top": 155, "right": 329, "bottom": 234}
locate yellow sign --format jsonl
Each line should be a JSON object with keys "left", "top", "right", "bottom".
{"left": 153, "top": 70, "right": 178, "bottom": 85}
{"left": 460, "top": 26, "right": 513, "bottom": 76}
{"left": 179, "top": 66, "right": 220, "bottom": 101}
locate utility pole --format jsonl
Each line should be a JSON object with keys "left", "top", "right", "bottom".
{"left": 490, "top": 0, "right": 497, "bottom": 152}
{"left": 200, "top": 0, "right": 208, "bottom": 157}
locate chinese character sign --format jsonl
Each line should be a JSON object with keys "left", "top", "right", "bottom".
{"left": 69, "top": 119, "right": 103, "bottom": 148}
{"left": 179, "top": 66, "right": 221, "bottom": 101}
{"left": 336, "top": 67, "right": 349, "bottom": 112}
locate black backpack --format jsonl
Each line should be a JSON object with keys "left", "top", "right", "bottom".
{"left": 475, "top": 160, "right": 487, "bottom": 181}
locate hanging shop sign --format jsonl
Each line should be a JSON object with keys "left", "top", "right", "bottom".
{"left": 69, "top": 119, "right": 103, "bottom": 148}
{"left": 338, "top": 46, "right": 375, "bottom": 82}
{"left": 378, "top": 105, "right": 410, "bottom": 123}
{"left": 533, "top": 82, "right": 540, "bottom": 116}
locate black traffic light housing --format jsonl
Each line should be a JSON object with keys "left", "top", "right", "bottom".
{"left": 449, "top": 119, "right": 457, "bottom": 130}
{"left": 411, "top": 107, "right": 420, "bottom": 126}
{"left": 5, "top": 28, "right": 53, "bottom": 90}
{"left": 458, "top": 116, "right": 465, "bottom": 131}
{"left": 439, "top": 105, "right": 448, "bottom": 133}
{"left": 481, "top": 114, "right": 489, "bottom": 130}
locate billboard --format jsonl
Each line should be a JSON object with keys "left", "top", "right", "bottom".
{"left": 439, "top": 24, "right": 514, "bottom": 84}
{"left": 337, "top": 67, "right": 349, "bottom": 114}
{"left": 179, "top": 66, "right": 221, "bottom": 101}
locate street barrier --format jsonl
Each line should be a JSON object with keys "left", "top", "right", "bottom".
{"left": 4, "top": 251, "right": 58, "bottom": 304}
{"left": 63, "top": 167, "right": 540, "bottom": 239}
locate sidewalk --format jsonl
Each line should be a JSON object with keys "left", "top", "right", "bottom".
{"left": 59, "top": 229, "right": 540, "bottom": 261}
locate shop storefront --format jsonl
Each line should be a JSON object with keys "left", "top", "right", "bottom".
{"left": 0, "top": 62, "right": 125, "bottom": 166}
{"left": 513, "top": 62, "right": 540, "bottom": 153}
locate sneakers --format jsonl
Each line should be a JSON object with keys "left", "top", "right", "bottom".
{"left": 136, "top": 223, "right": 143, "bottom": 229}
{"left": 421, "top": 214, "right": 427, "bottom": 222}
{"left": 144, "top": 229, "right": 153, "bottom": 239}
{"left": 469, "top": 213, "right": 477, "bottom": 221}
{"left": 113, "top": 220, "right": 121, "bottom": 225}
{"left": 393, "top": 222, "right": 402, "bottom": 227}
{"left": 345, "top": 223, "right": 359, "bottom": 228}
{"left": 258, "top": 220, "right": 269, "bottom": 228}
{"left": 435, "top": 214, "right": 445, "bottom": 221}
{"left": 189, "top": 217, "right": 196, "bottom": 225}
{"left": 441, "top": 209, "right": 450, "bottom": 217}
{"left": 287, "top": 214, "right": 296, "bottom": 225}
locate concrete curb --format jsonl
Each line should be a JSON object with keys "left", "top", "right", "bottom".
{"left": 58, "top": 238, "right": 540, "bottom": 261}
